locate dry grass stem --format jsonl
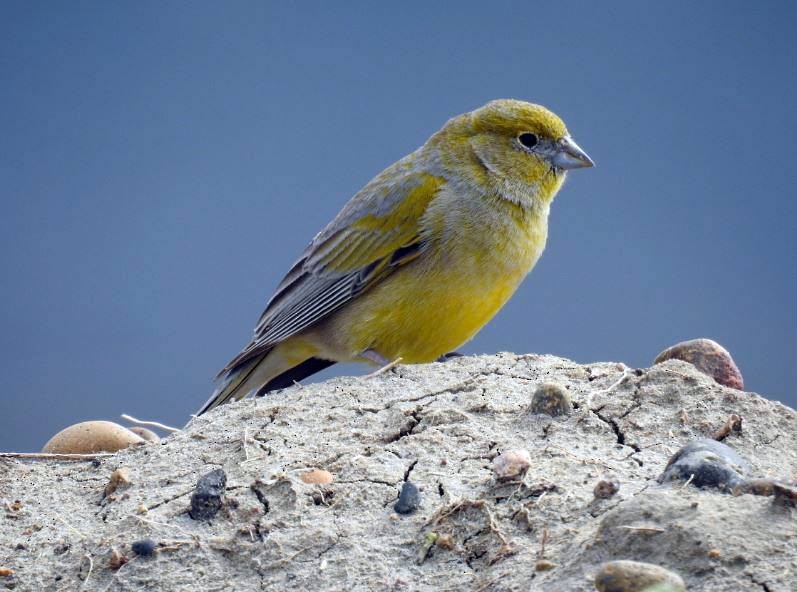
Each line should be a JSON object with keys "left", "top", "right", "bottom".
{"left": 619, "top": 525, "right": 666, "bottom": 533}
{"left": 364, "top": 357, "right": 403, "bottom": 379}
{"left": 121, "top": 414, "right": 181, "bottom": 434}
{"left": 0, "top": 452, "right": 114, "bottom": 461}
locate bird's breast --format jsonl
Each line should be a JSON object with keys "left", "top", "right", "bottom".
{"left": 320, "top": 192, "right": 550, "bottom": 363}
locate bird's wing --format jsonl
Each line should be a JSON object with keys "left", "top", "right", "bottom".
{"left": 219, "top": 165, "right": 444, "bottom": 375}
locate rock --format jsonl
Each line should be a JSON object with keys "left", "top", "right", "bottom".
{"left": 594, "top": 560, "right": 685, "bottom": 592}
{"left": 773, "top": 482, "right": 797, "bottom": 507}
{"left": 593, "top": 478, "right": 620, "bottom": 499}
{"left": 654, "top": 338, "right": 743, "bottom": 390}
{"left": 128, "top": 427, "right": 161, "bottom": 443}
{"left": 435, "top": 533, "right": 455, "bottom": 549}
{"left": 733, "top": 478, "right": 778, "bottom": 497}
{"left": 130, "top": 539, "right": 156, "bottom": 557}
{"left": 659, "top": 438, "right": 749, "bottom": 491}
{"left": 492, "top": 449, "right": 532, "bottom": 479}
{"left": 299, "top": 469, "right": 334, "bottom": 485}
{"left": 104, "top": 467, "right": 132, "bottom": 497}
{"left": 107, "top": 548, "right": 128, "bottom": 570}
{"left": 416, "top": 531, "right": 438, "bottom": 564}
{"left": 2, "top": 354, "right": 795, "bottom": 591}
{"left": 530, "top": 382, "right": 573, "bottom": 416}
{"left": 188, "top": 468, "right": 227, "bottom": 521}
{"left": 394, "top": 481, "right": 421, "bottom": 514}
{"left": 711, "top": 413, "right": 743, "bottom": 441}
{"left": 41, "top": 421, "right": 146, "bottom": 454}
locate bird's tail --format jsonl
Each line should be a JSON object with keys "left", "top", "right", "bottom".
{"left": 195, "top": 345, "right": 336, "bottom": 416}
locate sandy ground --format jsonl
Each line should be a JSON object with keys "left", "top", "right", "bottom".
{"left": 1, "top": 353, "right": 795, "bottom": 591}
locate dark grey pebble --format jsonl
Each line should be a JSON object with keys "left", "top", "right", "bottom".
{"left": 131, "top": 538, "right": 157, "bottom": 556}
{"left": 394, "top": 481, "right": 421, "bottom": 514}
{"left": 530, "top": 383, "right": 573, "bottom": 417}
{"left": 188, "top": 468, "right": 227, "bottom": 520}
{"left": 659, "top": 439, "right": 749, "bottom": 491}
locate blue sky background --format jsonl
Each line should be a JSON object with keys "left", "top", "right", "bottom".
{"left": 2, "top": 2, "right": 795, "bottom": 451}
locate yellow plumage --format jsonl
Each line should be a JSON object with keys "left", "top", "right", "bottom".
{"left": 197, "top": 99, "right": 593, "bottom": 415}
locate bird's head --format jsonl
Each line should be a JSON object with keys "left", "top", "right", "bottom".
{"left": 434, "top": 99, "right": 593, "bottom": 203}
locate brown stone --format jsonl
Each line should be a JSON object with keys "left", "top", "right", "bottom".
{"left": 654, "top": 338, "right": 744, "bottom": 390}
{"left": 300, "top": 469, "right": 334, "bottom": 485}
{"left": 42, "top": 421, "right": 146, "bottom": 454}
{"left": 594, "top": 560, "right": 685, "bottom": 592}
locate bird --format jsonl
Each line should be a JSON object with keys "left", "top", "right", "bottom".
{"left": 197, "top": 99, "right": 593, "bottom": 415}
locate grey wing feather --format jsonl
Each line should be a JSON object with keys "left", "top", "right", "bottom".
{"left": 218, "top": 155, "right": 431, "bottom": 376}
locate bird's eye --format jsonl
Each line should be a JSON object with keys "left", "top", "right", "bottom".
{"left": 518, "top": 133, "right": 538, "bottom": 149}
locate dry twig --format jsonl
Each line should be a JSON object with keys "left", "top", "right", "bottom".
{"left": 0, "top": 452, "right": 114, "bottom": 461}
{"left": 79, "top": 553, "right": 94, "bottom": 586}
{"left": 537, "top": 527, "right": 550, "bottom": 559}
{"left": 712, "top": 413, "right": 743, "bottom": 441}
{"left": 121, "top": 414, "right": 180, "bottom": 434}
{"left": 242, "top": 427, "right": 251, "bottom": 461}
{"left": 56, "top": 514, "right": 87, "bottom": 540}
{"left": 545, "top": 444, "right": 619, "bottom": 472}
{"left": 593, "top": 367, "right": 633, "bottom": 396}
{"left": 619, "top": 525, "right": 666, "bottom": 533}
{"left": 364, "top": 357, "right": 403, "bottom": 379}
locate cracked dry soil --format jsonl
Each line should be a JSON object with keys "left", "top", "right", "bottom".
{"left": 1, "top": 353, "right": 795, "bottom": 591}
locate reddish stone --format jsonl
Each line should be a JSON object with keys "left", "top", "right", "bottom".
{"left": 654, "top": 338, "right": 744, "bottom": 390}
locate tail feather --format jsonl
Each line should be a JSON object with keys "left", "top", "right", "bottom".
{"left": 196, "top": 352, "right": 337, "bottom": 416}
{"left": 196, "top": 354, "right": 265, "bottom": 416}
{"left": 257, "top": 357, "right": 336, "bottom": 394}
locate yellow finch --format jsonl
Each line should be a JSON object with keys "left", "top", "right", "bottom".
{"left": 197, "top": 99, "right": 593, "bottom": 415}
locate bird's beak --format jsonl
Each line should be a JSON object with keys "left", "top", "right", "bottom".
{"left": 552, "top": 136, "right": 594, "bottom": 170}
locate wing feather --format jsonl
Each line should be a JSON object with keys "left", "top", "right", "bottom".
{"left": 219, "top": 165, "right": 443, "bottom": 376}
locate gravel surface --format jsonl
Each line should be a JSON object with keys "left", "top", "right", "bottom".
{"left": 1, "top": 353, "right": 795, "bottom": 591}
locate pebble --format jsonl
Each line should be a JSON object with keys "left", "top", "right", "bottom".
{"left": 394, "top": 481, "right": 421, "bottom": 514}
{"left": 104, "top": 467, "right": 132, "bottom": 497}
{"left": 42, "top": 421, "right": 146, "bottom": 454}
{"left": 773, "top": 482, "right": 797, "bottom": 507}
{"left": 712, "top": 413, "right": 743, "bottom": 441}
{"left": 530, "top": 383, "right": 573, "bottom": 416}
{"left": 732, "top": 478, "right": 777, "bottom": 497}
{"left": 594, "top": 560, "right": 685, "bottom": 592}
{"left": 416, "top": 531, "right": 438, "bottom": 564}
{"left": 188, "top": 468, "right": 227, "bottom": 520}
{"left": 107, "top": 548, "right": 128, "bottom": 570}
{"left": 492, "top": 450, "right": 532, "bottom": 480}
{"left": 654, "top": 338, "right": 744, "bottom": 390}
{"left": 300, "top": 469, "right": 334, "bottom": 485}
{"left": 593, "top": 478, "right": 620, "bottom": 499}
{"left": 128, "top": 427, "right": 160, "bottom": 443}
{"left": 130, "top": 539, "right": 156, "bottom": 557}
{"left": 659, "top": 439, "right": 749, "bottom": 491}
